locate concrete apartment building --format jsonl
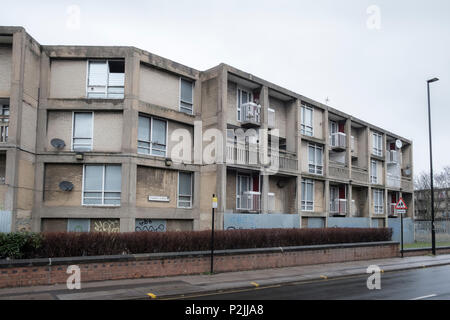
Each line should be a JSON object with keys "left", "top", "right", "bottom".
{"left": 0, "top": 26, "right": 414, "bottom": 233}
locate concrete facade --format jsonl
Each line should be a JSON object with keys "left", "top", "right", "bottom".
{"left": 0, "top": 26, "right": 415, "bottom": 233}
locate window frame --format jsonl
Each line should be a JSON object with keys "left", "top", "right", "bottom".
{"left": 301, "top": 178, "right": 315, "bottom": 211}
{"left": 301, "top": 104, "right": 314, "bottom": 136}
{"left": 236, "top": 173, "right": 252, "bottom": 210}
{"left": 86, "top": 59, "right": 125, "bottom": 99}
{"left": 179, "top": 78, "right": 194, "bottom": 115}
{"left": 82, "top": 164, "right": 122, "bottom": 207}
{"left": 372, "top": 132, "right": 383, "bottom": 156}
{"left": 373, "top": 189, "right": 384, "bottom": 214}
{"left": 137, "top": 115, "right": 168, "bottom": 157}
{"left": 236, "top": 87, "right": 253, "bottom": 122}
{"left": 308, "top": 143, "right": 323, "bottom": 175}
{"left": 370, "top": 160, "right": 378, "bottom": 184}
{"left": 71, "top": 111, "right": 94, "bottom": 152}
{"left": 177, "top": 171, "right": 193, "bottom": 209}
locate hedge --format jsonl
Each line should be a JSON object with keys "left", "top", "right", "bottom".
{"left": 0, "top": 228, "right": 392, "bottom": 259}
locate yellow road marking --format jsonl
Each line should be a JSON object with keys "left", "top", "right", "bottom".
{"left": 320, "top": 275, "right": 328, "bottom": 280}
{"left": 250, "top": 282, "right": 259, "bottom": 287}
{"left": 147, "top": 293, "right": 157, "bottom": 299}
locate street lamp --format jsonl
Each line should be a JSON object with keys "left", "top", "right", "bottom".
{"left": 427, "top": 77, "right": 439, "bottom": 255}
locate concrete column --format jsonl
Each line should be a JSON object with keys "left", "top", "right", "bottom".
{"left": 261, "top": 174, "right": 269, "bottom": 214}
{"left": 346, "top": 118, "right": 352, "bottom": 179}
{"left": 325, "top": 179, "right": 330, "bottom": 226}
{"left": 348, "top": 183, "right": 353, "bottom": 217}
{"left": 260, "top": 86, "right": 269, "bottom": 214}
{"left": 324, "top": 109, "right": 330, "bottom": 178}
{"left": 216, "top": 66, "right": 228, "bottom": 217}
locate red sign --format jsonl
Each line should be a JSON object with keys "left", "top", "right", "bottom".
{"left": 395, "top": 197, "right": 408, "bottom": 210}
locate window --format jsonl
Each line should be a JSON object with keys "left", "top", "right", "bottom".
{"left": 178, "top": 172, "right": 193, "bottom": 208}
{"left": 372, "top": 132, "right": 383, "bottom": 156}
{"left": 301, "top": 104, "right": 313, "bottom": 136}
{"left": 308, "top": 143, "right": 323, "bottom": 175}
{"left": 370, "top": 160, "right": 378, "bottom": 184}
{"left": 301, "top": 179, "right": 314, "bottom": 211}
{"left": 180, "top": 78, "right": 194, "bottom": 114}
{"left": 87, "top": 60, "right": 124, "bottom": 99}
{"left": 373, "top": 189, "right": 384, "bottom": 214}
{"left": 138, "top": 115, "right": 167, "bottom": 157}
{"left": 72, "top": 112, "right": 93, "bottom": 151}
{"left": 83, "top": 165, "right": 121, "bottom": 206}
{"left": 0, "top": 104, "right": 9, "bottom": 142}
{"left": 237, "top": 88, "right": 253, "bottom": 122}
{"left": 0, "top": 105, "right": 9, "bottom": 123}
{"left": 236, "top": 174, "right": 252, "bottom": 209}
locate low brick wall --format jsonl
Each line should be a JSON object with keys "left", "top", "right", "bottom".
{"left": 0, "top": 241, "right": 399, "bottom": 288}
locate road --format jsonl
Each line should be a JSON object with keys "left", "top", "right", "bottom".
{"left": 178, "top": 265, "right": 450, "bottom": 300}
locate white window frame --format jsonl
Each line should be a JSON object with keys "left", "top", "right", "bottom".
{"left": 179, "top": 78, "right": 194, "bottom": 115}
{"left": 236, "top": 173, "right": 252, "bottom": 210}
{"left": 71, "top": 111, "right": 94, "bottom": 151}
{"left": 308, "top": 143, "right": 323, "bottom": 175}
{"left": 301, "top": 178, "right": 314, "bottom": 211}
{"left": 372, "top": 132, "right": 383, "bottom": 157}
{"left": 301, "top": 104, "right": 314, "bottom": 136}
{"left": 137, "top": 115, "right": 168, "bottom": 157}
{"left": 236, "top": 87, "right": 253, "bottom": 122}
{"left": 373, "top": 189, "right": 384, "bottom": 214}
{"left": 370, "top": 160, "right": 378, "bottom": 184}
{"left": 82, "top": 164, "right": 122, "bottom": 206}
{"left": 177, "top": 171, "right": 193, "bottom": 208}
{"left": 86, "top": 59, "right": 125, "bottom": 99}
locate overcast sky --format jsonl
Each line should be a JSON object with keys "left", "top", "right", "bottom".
{"left": 1, "top": 0, "right": 449, "bottom": 175}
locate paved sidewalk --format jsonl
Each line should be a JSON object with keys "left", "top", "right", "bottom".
{"left": 0, "top": 253, "right": 449, "bottom": 300}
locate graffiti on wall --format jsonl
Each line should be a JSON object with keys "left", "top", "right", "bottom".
{"left": 135, "top": 219, "right": 166, "bottom": 232}
{"left": 93, "top": 219, "right": 120, "bottom": 233}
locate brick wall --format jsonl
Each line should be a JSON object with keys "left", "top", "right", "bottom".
{"left": 0, "top": 242, "right": 399, "bottom": 288}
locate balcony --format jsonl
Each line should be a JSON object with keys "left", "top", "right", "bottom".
{"left": 386, "top": 150, "right": 400, "bottom": 165}
{"left": 389, "top": 203, "right": 398, "bottom": 217}
{"left": 386, "top": 174, "right": 401, "bottom": 188}
{"left": 237, "top": 191, "right": 261, "bottom": 212}
{"left": 269, "top": 148, "right": 298, "bottom": 171}
{"left": 401, "top": 177, "right": 413, "bottom": 191}
{"left": 329, "top": 161, "right": 349, "bottom": 180}
{"left": 352, "top": 166, "right": 368, "bottom": 184}
{"left": 241, "top": 102, "right": 261, "bottom": 127}
{"left": 0, "top": 115, "right": 8, "bottom": 143}
{"left": 330, "top": 199, "right": 347, "bottom": 216}
{"left": 329, "top": 132, "right": 346, "bottom": 151}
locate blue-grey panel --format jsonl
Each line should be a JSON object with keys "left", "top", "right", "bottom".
{"left": 135, "top": 219, "right": 167, "bottom": 232}
{"left": 307, "top": 217, "right": 325, "bottom": 228}
{"left": 224, "top": 213, "right": 300, "bottom": 230}
{"left": 328, "top": 217, "right": 371, "bottom": 228}
{"left": 67, "top": 219, "right": 90, "bottom": 232}
{"left": 388, "top": 218, "right": 414, "bottom": 244}
{"left": 0, "top": 211, "right": 12, "bottom": 233}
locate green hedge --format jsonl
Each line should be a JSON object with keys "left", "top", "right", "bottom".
{"left": 0, "top": 228, "right": 392, "bottom": 260}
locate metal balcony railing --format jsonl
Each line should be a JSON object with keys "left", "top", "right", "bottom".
{"left": 241, "top": 102, "right": 261, "bottom": 126}
{"left": 330, "top": 132, "right": 346, "bottom": 150}
{"left": 0, "top": 116, "right": 8, "bottom": 143}
{"left": 238, "top": 191, "right": 261, "bottom": 211}
{"left": 330, "top": 199, "right": 347, "bottom": 215}
{"left": 389, "top": 203, "right": 398, "bottom": 217}
{"left": 386, "top": 150, "right": 401, "bottom": 165}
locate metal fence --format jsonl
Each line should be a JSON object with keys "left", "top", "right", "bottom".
{"left": 414, "top": 219, "right": 450, "bottom": 244}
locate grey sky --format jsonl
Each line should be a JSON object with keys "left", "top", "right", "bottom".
{"left": 1, "top": 0, "right": 449, "bottom": 175}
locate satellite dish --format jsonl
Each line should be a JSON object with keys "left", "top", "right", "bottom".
{"left": 395, "top": 139, "right": 403, "bottom": 149}
{"left": 59, "top": 181, "right": 74, "bottom": 191}
{"left": 51, "top": 138, "right": 66, "bottom": 149}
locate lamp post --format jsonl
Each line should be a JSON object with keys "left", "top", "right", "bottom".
{"left": 427, "top": 77, "right": 439, "bottom": 255}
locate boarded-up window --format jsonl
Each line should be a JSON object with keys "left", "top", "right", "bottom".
{"left": 138, "top": 115, "right": 167, "bottom": 157}
{"left": 83, "top": 164, "right": 121, "bottom": 206}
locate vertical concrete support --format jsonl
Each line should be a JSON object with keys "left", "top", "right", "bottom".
{"left": 346, "top": 118, "right": 352, "bottom": 179}
{"left": 368, "top": 185, "right": 373, "bottom": 226}
{"left": 260, "top": 86, "right": 269, "bottom": 214}
{"left": 193, "top": 171, "right": 201, "bottom": 230}
{"left": 348, "top": 183, "right": 353, "bottom": 216}
{"left": 324, "top": 179, "right": 330, "bottom": 226}
{"left": 384, "top": 188, "right": 389, "bottom": 227}
{"left": 216, "top": 66, "right": 228, "bottom": 220}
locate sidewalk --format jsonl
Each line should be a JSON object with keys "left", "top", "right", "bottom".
{"left": 0, "top": 253, "right": 449, "bottom": 300}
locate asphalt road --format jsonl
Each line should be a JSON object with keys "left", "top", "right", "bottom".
{"left": 180, "top": 265, "right": 450, "bottom": 300}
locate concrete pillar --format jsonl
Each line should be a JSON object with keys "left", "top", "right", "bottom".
{"left": 348, "top": 183, "right": 353, "bottom": 217}
{"left": 346, "top": 118, "right": 352, "bottom": 179}
{"left": 325, "top": 179, "right": 330, "bottom": 226}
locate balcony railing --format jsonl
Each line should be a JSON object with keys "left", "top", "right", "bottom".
{"left": 330, "top": 132, "right": 346, "bottom": 150}
{"left": 241, "top": 102, "right": 261, "bottom": 126}
{"left": 389, "top": 203, "right": 398, "bottom": 217}
{"left": 401, "top": 177, "right": 413, "bottom": 191}
{"left": 0, "top": 116, "right": 8, "bottom": 143}
{"left": 386, "top": 174, "right": 401, "bottom": 188}
{"left": 351, "top": 136, "right": 356, "bottom": 153}
{"left": 329, "top": 161, "right": 349, "bottom": 179}
{"left": 226, "top": 143, "right": 297, "bottom": 171}
{"left": 330, "top": 199, "right": 347, "bottom": 215}
{"left": 237, "top": 191, "right": 261, "bottom": 212}
{"left": 352, "top": 166, "right": 368, "bottom": 183}
{"left": 386, "top": 150, "right": 401, "bottom": 165}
